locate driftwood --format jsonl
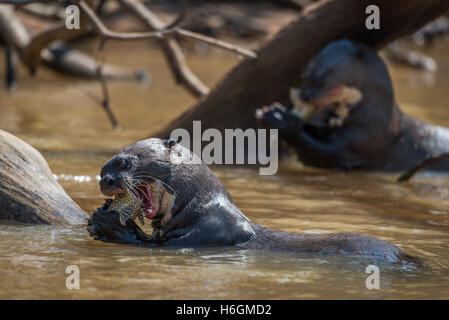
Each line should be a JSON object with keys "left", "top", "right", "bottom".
{"left": 0, "top": 129, "right": 87, "bottom": 225}
{"left": 0, "top": 3, "right": 145, "bottom": 79}
{"left": 156, "top": 0, "right": 449, "bottom": 141}
{"left": 0, "top": 0, "right": 257, "bottom": 97}
{"left": 384, "top": 41, "right": 436, "bottom": 71}
{"left": 42, "top": 41, "right": 147, "bottom": 80}
{"left": 412, "top": 15, "right": 449, "bottom": 46}
{"left": 119, "top": 0, "right": 208, "bottom": 97}
{"left": 117, "top": 0, "right": 256, "bottom": 97}
{"left": 1, "top": 0, "right": 258, "bottom": 127}
{"left": 4, "top": 42, "right": 17, "bottom": 89}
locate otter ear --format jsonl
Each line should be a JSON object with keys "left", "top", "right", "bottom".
{"left": 164, "top": 138, "right": 178, "bottom": 149}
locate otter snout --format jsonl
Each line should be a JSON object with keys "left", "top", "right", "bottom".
{"left": 100, "top": 174, "right": 123, "bottom": 196}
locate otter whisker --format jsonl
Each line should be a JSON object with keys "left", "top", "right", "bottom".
{"left": 132, "top": 173, "right": 174, "bottom": 190}
{"left": 133, "top": 171, "right": 171, "bottom": 179}
{"left": 131, "top": 173, "right": 177, "bottom": 195}
{"left": 128, "top": 186, "right": 141, "bottom": 203}
{"left": 123, "top": 180, "right": 142, "bottom": 204}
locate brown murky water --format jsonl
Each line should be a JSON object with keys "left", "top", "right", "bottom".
{"left": 0, "top": 39, "right": 449, "bottom": 299}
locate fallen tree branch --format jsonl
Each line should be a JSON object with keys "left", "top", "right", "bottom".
{"left": 76, "top": 63, "right": 121, "bottom": 130}
{"left": 43, "top": 41, "right": 147, "bottom": 80}
{"left": 80, "top": 0, "right": 258, "bottom": 58}
{"left": 79, "top": 0, "right": 166, "bottom": 44}
{"left": 1, "top": 0, "right": 256, "bottom": 97}
{"left": 398, "top": 153, "right": 449, "bottom": 182}
{"left": 118, "top": 0, "right": 209, "bottom": 97}
{"left": 384, "top": 41, "right": 436, "bottom": 71}
{"left": 98, "top": 63, "right": 121, "bottom": 130}
{"left": 4, "top": 43, "right": 17, "bottom": 89}
{"left": 0, "top": 4, "right": 146, "bottom": 80}
{"left": 76, "top": 81, "right": 103, "bottom": 105}
{"left": 175, "top": 29, "right": 257, "bottom": 59}
{"left": 21, "top": 20, "right": 89, "bottom": 71}
{"left": 18, "top": 2, "right": 66, "bottom": 20}
{"left": 0, "top": 4, "right": 31, "bottom": 49}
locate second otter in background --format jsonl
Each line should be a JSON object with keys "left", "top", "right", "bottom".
{"left": 257, "top": 39, "right": 449, "bottom": 171}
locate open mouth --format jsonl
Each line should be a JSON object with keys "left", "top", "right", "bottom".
{"left": 310, "top": 86, "right": 346, "bottom": 108}
{"left": 132, "top": 184, "right": 159, "bottom": 219}
{"left": 289, "top": 85, "right": 362, "bottom": 127}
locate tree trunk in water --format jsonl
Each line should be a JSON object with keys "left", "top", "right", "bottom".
{"left": 156, "top": 0, "right": 449, "bottom": 139}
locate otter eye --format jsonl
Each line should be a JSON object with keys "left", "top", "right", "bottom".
{"left": 115, "top": 158, "right": 129, "bottom": 169}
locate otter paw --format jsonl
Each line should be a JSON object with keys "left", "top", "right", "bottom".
{"left": 87, "top": 208, "right": 146, "bottom": 244}
{"left": 255, "top": 102, "right": 303, "bottom": 133}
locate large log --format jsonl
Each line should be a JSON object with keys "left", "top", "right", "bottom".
{"left": 0, "top": 130, "right": 87, "bottom": 225}
{"left": 156, "top": 0, "right": 449, "bottom": 139}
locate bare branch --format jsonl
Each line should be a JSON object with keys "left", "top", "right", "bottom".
{"left": 175, "top": 29, "right": 257, "bottom": 59}
{"left": 79, "top": 0, "right": 166, "bottom": 43}
{"left": 18, "top": 3, "right": 66, "bottom": 20}
{"left": 117, "top": 0, "right": 257, "bottom": 97}
{"left": 2, "top": 0, "right": 256, "bottom": 98}
{"left": 5, "top": 43, "right": 17, "bottom": 89}
{"left": 21, "top": 21, "right": 88, "bottom": 70}
{"left": 164, "top": 10, "right": 186, "bottom": 29}
{"left": 118, "top": 0, "right": 209, "bottom": 97}
{"left": 81, "top": 0, "right": 258, "bottom": 59}
{"left": 76, "top": 64, "right": 121, "bottom": 130}
{"left": 385, "top": 41, "right": 436, "bottom": 71}
{"left": 75, "top": 81, "right": 101, "bottom": 102}
{"left": 97, "top": 63, "right": 121, "bottom": 130}
{"left": 398, "top": 153, "right": 449, "bottom": 182}
{"left": 0, "top": 4, "right": 31, "bottom": 48}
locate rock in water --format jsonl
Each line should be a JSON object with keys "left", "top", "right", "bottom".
{"left": 0, "top": 129, "right": 87, "bottom": 225}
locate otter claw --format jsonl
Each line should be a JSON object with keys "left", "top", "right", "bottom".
{"left": 256, "top": 103, "right": 303, "bottom": 132}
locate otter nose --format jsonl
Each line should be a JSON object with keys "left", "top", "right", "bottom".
{"left": 100, "top": 174, "right": 119, "bottom": 195}
{"left": 106, "top": 176, "right": 115, "bottom": 186}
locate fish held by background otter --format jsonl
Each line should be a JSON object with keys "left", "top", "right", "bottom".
{"left": 256, "top": 39, "right": 449, "bottom": 171}
{"left": 88, "top": 138, "right": 414, "bottom": 263}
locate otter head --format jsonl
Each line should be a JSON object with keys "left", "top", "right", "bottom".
{"left": 99, "top": 138, "right": 187, "bottom": 225}
{"left": 292, "top": 39, "right": 394, "bottom": 128}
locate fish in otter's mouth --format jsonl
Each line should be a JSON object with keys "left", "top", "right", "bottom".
{"left": 108, "top": 184, "right": 159, "bottom": 226}
{"left": 289, "top": 85, "right": 362, "bottom": 128}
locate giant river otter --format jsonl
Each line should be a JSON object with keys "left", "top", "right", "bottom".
{"left": 256, "top": 39, "right": 449, "bottom": 171}
{"left": 88, "top": 138, "right": 413, "bottom": 262}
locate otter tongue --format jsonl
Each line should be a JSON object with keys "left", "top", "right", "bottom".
{"left": 141, "top": 185, "right": 157, "bottom": 219}
{"left": 314, "top": 86, "right": 343, "bottom": 108}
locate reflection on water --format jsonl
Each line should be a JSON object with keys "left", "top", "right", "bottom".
{"left": 0, "top": 40, "right": 449, "bottom": 299}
